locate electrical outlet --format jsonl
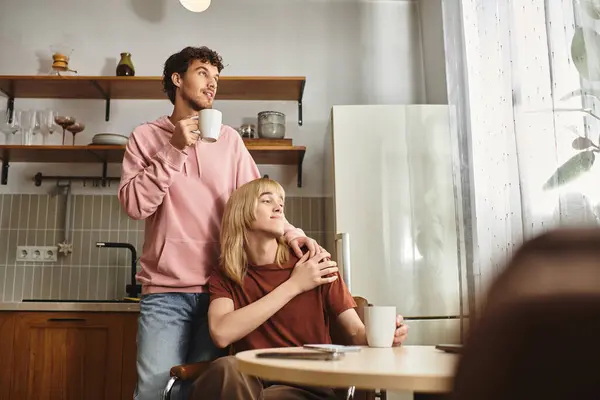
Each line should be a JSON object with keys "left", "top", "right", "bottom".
{"left": 16, "top": 246, "right": 58, "bottom": 263}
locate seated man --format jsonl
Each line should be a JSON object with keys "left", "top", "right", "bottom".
{"left": 190, "top": 178, "right": 408, "bottom": 400}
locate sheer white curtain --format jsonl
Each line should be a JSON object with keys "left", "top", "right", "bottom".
{"left": 442, "top": 0, "right": 600, "bottom": 305}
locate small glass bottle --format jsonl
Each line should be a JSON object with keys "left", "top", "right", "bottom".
{"left": 116, "top": 52, "right": 135, "bottom": 76}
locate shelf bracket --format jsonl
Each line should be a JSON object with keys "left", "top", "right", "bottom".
{"left": 297, "top": 149, "right": 305, "bottom": 188}
{"left": 91, "top": 80, "right": 111, "bottom": 122}
{"left": 7, "top": 97, "right": 14, "bottom": 123}
{"left": 298, "top": 79, "right": 306, "bottom": 126}
{"left": 101, "top": 160, "right": 108, "bottom": 187}
{"left": 1, "top": 159, "right": 8, "bottom": 185}
{"left": 105, "top": 98, "right": 111, "bottom": 122}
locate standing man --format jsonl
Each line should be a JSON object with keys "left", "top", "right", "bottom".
{"left": 118, "top": 46, "right": 321, "bottom": 400}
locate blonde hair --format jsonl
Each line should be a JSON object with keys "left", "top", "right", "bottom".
{"left": 220, "top": 177, "right": 290, "bottom": 286}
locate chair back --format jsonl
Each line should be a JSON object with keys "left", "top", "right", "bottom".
{"left": 329, "top": 296, "right": 369, "bottom": 345}
{"left": 452, "top": 228, "right": 600, "bottom": 400}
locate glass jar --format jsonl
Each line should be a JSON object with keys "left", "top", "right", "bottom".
{"left": 257, "top": 111, "right": 286, "bottom": 139}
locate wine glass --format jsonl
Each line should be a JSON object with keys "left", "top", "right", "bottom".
{"left": 66, "top": 122, "right": 85, "bottom": 145}
{"left": 1, "top": 108, "right": 21, "bottom": 143}
{"left": 40, "top": 110, "right": 58, "bottom": 145}
{"left": 21, "top": 110, "right": 37, "bottom": 145}
{"left": 54, "top": 116, "right": 76, "bottom": 145}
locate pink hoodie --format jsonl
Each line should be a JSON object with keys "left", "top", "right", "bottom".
{"left": 118, "top": 116, "right": 305, "bottom": 294}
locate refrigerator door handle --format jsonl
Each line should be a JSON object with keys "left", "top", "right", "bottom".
{"left": 335, "top": 233, "right": 351, "bottom": 292}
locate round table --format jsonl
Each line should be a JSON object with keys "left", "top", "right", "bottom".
{"left": 236, "top": 345, "right": 458, "bottom": 396}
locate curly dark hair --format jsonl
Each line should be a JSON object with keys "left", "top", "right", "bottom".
{"left": 162, "top": 46, "right": 225, "bottom": 104}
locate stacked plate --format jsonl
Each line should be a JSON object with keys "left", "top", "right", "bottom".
{"left": 91, "top": 133, "right": 129, "bottom": 146}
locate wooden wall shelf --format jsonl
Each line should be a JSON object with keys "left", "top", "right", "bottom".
{"left": 0, "top": 145, "right": 124, "bottom": 164}
{"left": 0, "top": 75, "right": 307, "bottom": 125}
{"left": 0, "top": 143, "right": 306, "bottom": 187}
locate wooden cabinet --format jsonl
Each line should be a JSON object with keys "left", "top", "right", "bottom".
{"left": 0, "top": 313, "right": 15, "bottom": 400}
{"left": 121, "top": 312, "right": 139, "bottom": 400}
{"left": 0, "top": 311, "right": 138, "bottom": 400}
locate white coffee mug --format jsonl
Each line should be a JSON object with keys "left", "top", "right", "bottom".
{"left": 192, "top": 109, "right": 222, "bottom": 143}
{"left": 364, "top": 306, "right": 397, "bottom": 348}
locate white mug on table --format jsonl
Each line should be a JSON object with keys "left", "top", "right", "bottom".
{"left": 364, "top": 306, "right": 397, "bottom": 348}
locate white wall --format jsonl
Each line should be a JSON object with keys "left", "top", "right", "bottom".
{"left": 0, "top": 0, "right": 443, "bottom": 196}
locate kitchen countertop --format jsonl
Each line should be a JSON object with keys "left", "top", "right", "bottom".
{"left": 0, "top": 301, "right": 140, "bottom": 312}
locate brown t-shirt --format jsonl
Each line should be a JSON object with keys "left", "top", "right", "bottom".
{"left": 209, "top": 251, "right": 357, "bottom": 354}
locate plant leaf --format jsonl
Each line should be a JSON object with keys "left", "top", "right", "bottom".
{"left": 572, "top": 137, "right": 594, "bottom": 150}
{"left": 571, "top": 27, "right": 600, "bottom": 81}
{"left": 543, "top": 151, "right": 596, "bottom": 190}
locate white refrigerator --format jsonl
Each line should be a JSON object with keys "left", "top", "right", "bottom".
{"left": 331, "top": 104, "right": 466, "bottom": 351}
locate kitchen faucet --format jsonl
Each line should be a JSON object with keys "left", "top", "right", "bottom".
{"left": 96, "top": 241, "right": 140, "bottom": 298}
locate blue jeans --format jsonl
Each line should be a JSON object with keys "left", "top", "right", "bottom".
{"left": 134, "top": 293, "right": 225, "bottom": 400}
